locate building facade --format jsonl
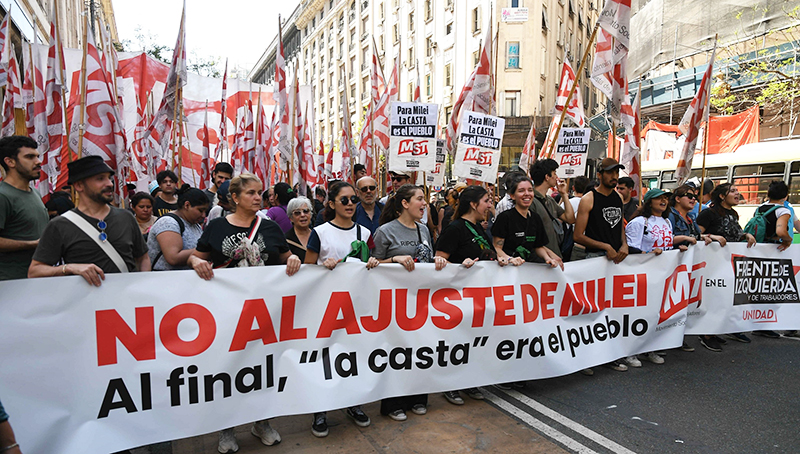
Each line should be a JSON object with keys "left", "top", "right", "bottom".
{"left": 249, "top": 0, "right": 602, "bottom": 172}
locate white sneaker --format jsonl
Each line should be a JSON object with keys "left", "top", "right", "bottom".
{"left": 623, "top": 355, "right": 642, "bottom": 368}
{"left": 644, "top": 352, "right": 665, "bottom": 364}
{"left": 218, "top": 428, "right": 239, "bottom": 453}
{"left": 251, "top": 419, "right": 281, "bottom": 446}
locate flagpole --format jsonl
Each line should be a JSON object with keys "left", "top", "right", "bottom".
{"left": 698, "top": 35, "right": 718, "bottom": 212}
{"left": 289, "top": 62, "right": 297, "bottom": 187}
{"left": 171, "top": 74, "right": 181, "bottom": 172}
{"left": 256, "top": 86, "right": 262, "bottom": 176}
{"left": 636, "top": 81, "right": 643, "bottom": 208}
{"left": 545, "top": 23, "right": 599, "bottom": 159}
{"left": 183, "top": 108, "right": 196, "bottom": 187}
{"left": 177, "top": 85, "right": 184, "bottom": 184}
{"left": 76, "top": 11, "right": 90, "bottom": 159}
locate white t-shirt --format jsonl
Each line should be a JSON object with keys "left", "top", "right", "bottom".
{"left": 307, "top": 221, "right": 373, "bottom": 264}
{"left": 626, "top": 215, "right": 674, "bottom": 252}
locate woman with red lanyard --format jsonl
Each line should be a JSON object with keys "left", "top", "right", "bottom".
{"left": 372, "top": 184, "right": 448, "bottom": 421}
{"left": 187, "top": 174, "right": 301, "bottom": 453}
{"left": 303, "top": 181, "right": 377, "bottom": 437}
{"left": 435, "top": 185, "right": 497, "bottom": 405}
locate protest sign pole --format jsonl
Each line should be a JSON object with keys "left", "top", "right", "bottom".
{"left": 545, "top": 23, "right": 599, "bottom": 159}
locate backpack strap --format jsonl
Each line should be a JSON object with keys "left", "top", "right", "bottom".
{"left": 152, "top": 213, "right": 186, "bottom": 268}
{"left": 62, "top": 210, "right": 128, "bottom": 273}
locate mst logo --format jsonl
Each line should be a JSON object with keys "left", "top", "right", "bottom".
{"left": 398, "top": 139, "right": 430, "bottom": 156}
{"left": 464, "top": 147, "right": 493, "bottom": 165}
{"left": 659, "top": 262, "right": 706, "bottom": 324}
{"left": 559, "top": 154, "right": 583, "bottom": 166}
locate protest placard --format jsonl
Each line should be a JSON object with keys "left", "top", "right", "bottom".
{"left": 554, "top": 127, "right": 591, "bottom": 178}
{"left": 388, "top": 102, "right": 439, "bottom": 172}
{"left": 453, "top": 110, "right": 505, "bottom": 183}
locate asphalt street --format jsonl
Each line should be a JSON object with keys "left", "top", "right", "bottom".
{"left": 486, "top": 335, "right": 800, "bottom": 454}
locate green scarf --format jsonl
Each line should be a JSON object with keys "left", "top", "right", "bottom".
{"left": 465, "top": 221, "right": 491, "bottom": 250}
{"left": 341, "top": 240, "right": 370, "bottom": 263}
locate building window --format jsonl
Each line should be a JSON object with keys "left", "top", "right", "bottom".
{"left": 507, "top": 41, "right": 520, "bottom": 69}
{"left": 426, "top": 37, "right": 433, "bottom": 57}
{"left": 408, "top": 46, "right": 415, "bottom": 67}
{"left": 542, "top": 6, "right": 549, "bottom": 32}
{"left": 504, "top": 91, "right": 521, "bottom": 117}
{"left": 445, "top": 106, "right": 452, "bottom": 123}
{"left": 408, "top": 83, "right": 414, "bottom": 101}
{"left": 425, "top": 0, "right": 433, "bottom": 21}
{"left": 426, "top": 74, "right": 432, "bottom": 97}
{"left": 445, "top": 63, "right": 452, "bottom": 86}
{"left": 393, "top": 24, "right": 399, "bottom": 43}
{"left": 380, "top": 2, "right": 385, "bottom": 20}
{"left": 540, "top": 46, "right": 547, "bottom": 76}
{"left": 473, "top": 50, "right": 480, "bottom": 66}
{"left": 472, "top": 7, "right": 481, "bottom": 33}
{"left": 409, "top": 12, "right": 414, "bottom": 30}
{"left": 510, "top": 0, "right": 523, "bottom": 6}
{"left": 446, "top": 22, "right": 453, "bottom": 35}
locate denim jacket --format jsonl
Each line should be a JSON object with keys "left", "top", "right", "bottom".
{"left": 668, "top": 207, "right": 701, "bottom": 246}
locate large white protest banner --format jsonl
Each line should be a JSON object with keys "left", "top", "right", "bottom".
{"left": 453, "top": 110, "right": 505, "bottom": 183}
{"left": 1, "top": 244, "right": 798, "bottom": 453}
{"left": 554, "top": 127, "right": 591, "bottom": 178}
{"left": 388, "top": 102, "right": 439, "bottom": 172}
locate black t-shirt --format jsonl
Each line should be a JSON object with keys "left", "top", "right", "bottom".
{"left": 196, "top": 216, "right": 289, "bottom": 267}
{"left": 284, "top": 228, "right": 307, "bottom": 262}
{"left": 585, "top": 189, "right": 624, "bottom": 252}
{"left": 33, "top": 207, "right": 149, "bottom": 273}
{"left": 623, "top": 197, "right": 639, "bottom": 222}
{"left": 437, "top": 218, "right": 495, "bottom": 263}
{"left": 696, "top": 206, "right": 745, "bottom": 242}
{"left": 153, "top": 196, "right": 179, "bottom": 217}
{"left": 491, "top": 208, "right": 549, "bottom": 262}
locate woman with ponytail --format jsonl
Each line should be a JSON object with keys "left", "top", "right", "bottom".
{"left": 147, "top": 184, "right": 208, "bottom": 271}
{"left": 373, "top": 184, "right": 447, "bottom": 421}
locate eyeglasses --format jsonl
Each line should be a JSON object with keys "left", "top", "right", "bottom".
{"left": 681, "top": 194, "right": 697, "bottom": 200}
{"left": 359, "top": 185, "right": 377, "bottom": 192}
{"left": 339, "top": 195, "right": 360, "bottom": 205}
{"left": 292, "top": 209, "right": 311, "bottom": 216}
{"left": 97, "top": 220, "right": 108, "bottom": 242}
{"left": 391, "top": 175, "right": 409, "bottom": 182}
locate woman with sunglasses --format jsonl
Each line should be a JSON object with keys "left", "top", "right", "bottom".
{"left": 372, "top": 184, "right": 447, "bottom": 421}
{"left": 303, "top": 181, "right": 376, "bottom": 437}
{"left": 285, "top": 196, "right": 314, "bottom": 262}
{"left": 435, "top": 185, "right": 497, "bottom": 405}
{"left": 668, "top": 185, "right": 718, "bottom": 248}
{"left": 187, "top": 174, "right": 300, "bottom": 453}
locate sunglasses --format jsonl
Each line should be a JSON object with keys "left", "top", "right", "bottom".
{"left": 391, "top": 175, "right": 409, "bottom": 182}
{"left": 359, "top": 185, "right": 377, "bottom": 192}
{"left": 292, "top": 209, "right": 311, "bottom": 216}
{"left": 339, "top": 195, "right": 360, "bottom": 205}
{"left": 681, "top": 194, "right": 697, "bottom": 200}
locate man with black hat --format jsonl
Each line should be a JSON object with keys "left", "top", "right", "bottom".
{"left": 28, "top": 155, "right": 150, "bottom": 286}
{"left": 573, "top": 157, "right": 630, "bottom": 374}
{"left": 0, "top": 136, "right": 49, "bottom": 281}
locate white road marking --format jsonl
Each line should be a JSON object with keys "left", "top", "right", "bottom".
{"left": 500, "top": 388, "right": 638, "bottom": 454}
{"left": 482, "top": 389, "right": 602, "bottom": 454}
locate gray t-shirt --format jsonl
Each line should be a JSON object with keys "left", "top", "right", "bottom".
{"left": 147, "top": 214, "right": 203, "bottom": 271}
{"left": 33, "top": 207, "right": 148, "bottom": 274}
{"left": 0, "top": 181, "right": 49, "bottom": 280}
{"left": 372, "top": 219, "right": 433, "bottom": 259}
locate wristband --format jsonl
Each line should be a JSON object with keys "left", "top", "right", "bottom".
{"left": 0, "top": 443, "right": 19, "bottom": 452}
{"left": 62, "top": 264, "right": 68, "bottom": 275}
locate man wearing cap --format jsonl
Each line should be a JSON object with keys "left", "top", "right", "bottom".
{"left": 28, "top": 156, "right": 150, "bottom": 286}
{"left": 0, "top": 136, "right": 49, "bottom": 281}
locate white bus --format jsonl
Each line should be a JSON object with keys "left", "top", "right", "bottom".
{"left": 640, "top": 139, "right": 800, "bottom": 231}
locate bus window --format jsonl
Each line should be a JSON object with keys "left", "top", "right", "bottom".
{"left": 732, "top": 163, "right": 786, "bottom": 204}
{"left": 789, "top": 161, "right": 800, "bottom": 204}
{"left": 661, "top": 167, "right": 727, "bottom": 191}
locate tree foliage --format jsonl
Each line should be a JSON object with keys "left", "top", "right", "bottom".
{"left": 710, "top": 4, "right": 799, "bottom": 130}
{"left": 119, "top": 27, "right": 222, "bottom": 78}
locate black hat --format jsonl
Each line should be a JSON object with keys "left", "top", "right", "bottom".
{"left": 599, "top": 157, "right": 625, "bottom": 172}
{"left": 67, "top": 156, "right": 114, "bottom": 184}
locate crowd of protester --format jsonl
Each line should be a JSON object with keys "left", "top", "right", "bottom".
{"left": 1, "top": 135, "right": 798, "bottom": 453}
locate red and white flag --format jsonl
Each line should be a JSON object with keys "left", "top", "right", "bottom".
{"left": 254, "top": 97, "right": 272, "bottom": 186}
{"left": 231, "top": 102, "right": 255, "bottom": 174}
{"left": 140, "top": 2, "right": 187, "bottom": 177}
{"left": 373, "top": 53, "right": 399, "bottom": 152}
{"left": 597, "top": 0, "right": 631, "bottom": 52}
{"left": 357, "top": 40, "right": 386, "bottom": 176}
{"left": 1, "top": 43, "right": 22, "bottom": 137}
{"left": 41, "top": 18, "right": 67, "bottom": 192}
{"left": 0, "top": 12, "right": 10, "bottom": 87}
{"left": 445, "top": 22, "right": 494, "bottom": 156}
{"left": 676, "top": 48, "right": 716, "bottom": 184}
{"left": 540, "top": 116, "right": 560, "bottom": 160}
{"left": 554, "top": 54, "right": 586, "bottom": 127}
{"left": 325, "top": 132, "right": 335, "bottom": 181}
{"left": 199, "top": 103, "right": 211, "bottom": 190}
{"left": 67, "top": 24, "right": 127, "bottom": 199}
{"left": 413, "top": 60, "right": 421, "bottom": 103}
{"left": 621, "top": 90, "right": 642, "bottom": 199}
{"left": 519, "top": 117, "right": 536, "bottom": 173}
{"left": 298, "top": 109, "right": 317, "bottom": 196}
{"left": 316, "top": 138, "right": 326, "bottom": 187}
{"left": 215, "top": 59, "right": 228, "bottom": 161}
{"left": 273, "top": 17, "right": 291, "bottom": 171}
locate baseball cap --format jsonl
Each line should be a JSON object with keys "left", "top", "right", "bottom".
{"left": 599, "top": 157, "right": 625, "bottom": 172}
{"left": 643, "top": 188, "right": 673, "bottom": 203}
